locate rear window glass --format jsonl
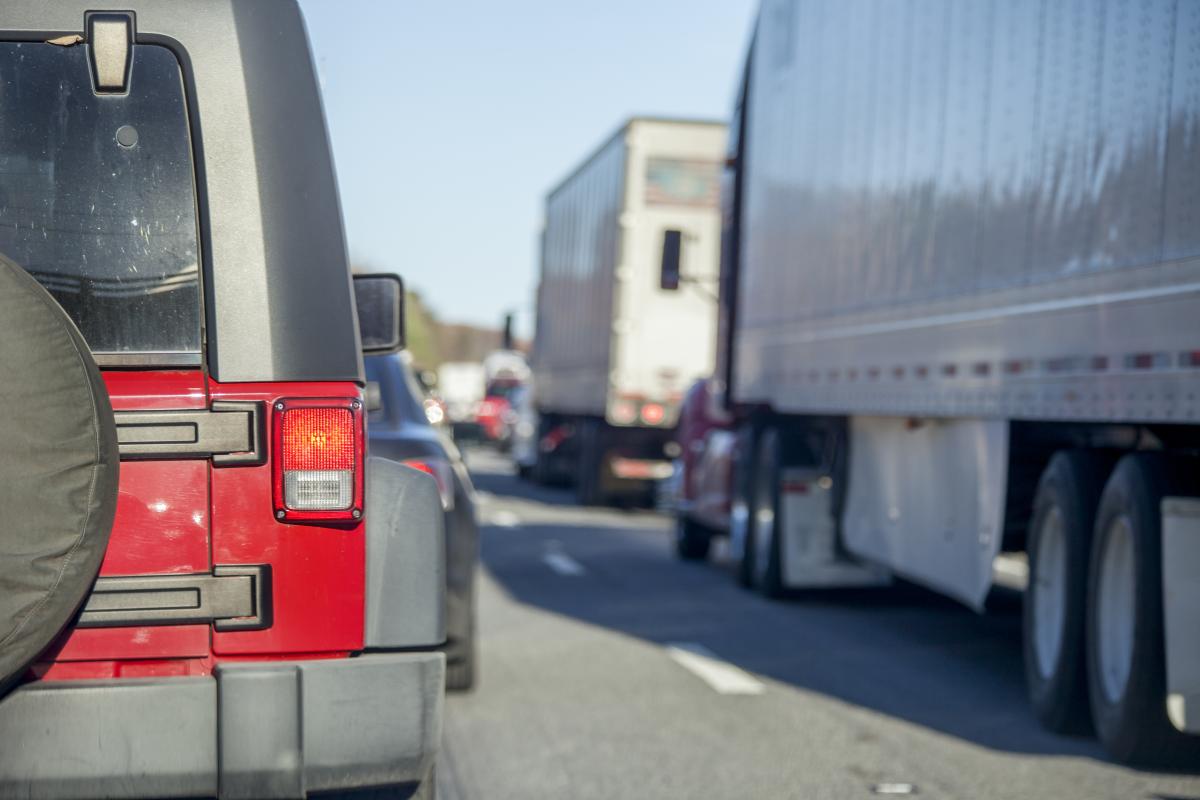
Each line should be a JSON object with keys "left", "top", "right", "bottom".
{"left": 485, "top": 379, "right": 521, "bottom": 400}
{"left": 0, "top": 41, "right": 201, "bottom": 361}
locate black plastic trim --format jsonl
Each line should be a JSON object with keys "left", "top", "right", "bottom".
{"left": 93, "top": 352, "right": 202, "bottom": 368}
{"left": 210, "top": 400, "right": 265, "bottom": 466}
{"left": 78, "top": 565, "right": 271, "bottom": 630}
{"left": 115, "top": 401, "right": 264, "bottom": 463}
{"left": 212, "top": 564, "right": 272, "bottom": 632}
{"left": 84, "top": 11, "right": 134, "bottom": 94}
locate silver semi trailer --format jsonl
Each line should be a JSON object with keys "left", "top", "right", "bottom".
{"left": 532, "top": 118, "right": 726, "bottom": 503}
{"left": 718, "top": 0, "right": 1200, "bottom": 765}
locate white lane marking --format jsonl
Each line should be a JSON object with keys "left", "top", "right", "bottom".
{"left": 490, "top": 510, "right": 520, "bottom": 528}
{"left": 542, "top": 551, "right": 586, "bottom": 576}
{"left": 872, "top": 784, "right": 916, "bottom": 795}
{"left": 665, "top": 643, "right": 765, "bottom": 696}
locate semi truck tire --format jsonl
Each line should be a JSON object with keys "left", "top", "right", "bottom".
{"left": 531, "top": 416, "right": 554, "bottom": 486}
{"left": 531, "top": 449, "right": 549, "bottom": 486}
{"left": 1022, "top": 451, "right": 1110, "bottom": 734}
{"left": 575, "top": 419, "right": 604, "bottom": 506}
{"left": 732, "top": 424, "right": 758, "bottom": 588}
{"left": 748, "top": 428, "right": 785, "bottom": 599}
{"left": 0, "top": 256, "right": 119, "bottom": 694}
{"left": 1086, "top": 453, "right": 1200, "bottom": 765}
{"left": 675, "top": 515, "right": 712, "bottom": 561}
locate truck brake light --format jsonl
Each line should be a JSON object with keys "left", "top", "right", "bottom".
{"left": 640, "top": 403, "right": 665, "bottom": 425}
{"left": 273, "top": 398, "right": 364, "bottom": 522}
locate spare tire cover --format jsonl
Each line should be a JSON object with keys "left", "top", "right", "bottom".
{"left": 0, "top": 254, "right": 119, "bottom": 690}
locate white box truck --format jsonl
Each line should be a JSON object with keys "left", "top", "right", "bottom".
{"left": 437, "top": 361, "right": 485, "bottom": 437}
{"left": 532, "top": 118, "right": 726, "bottom": 503}
{"left": 711, "top": 0, "right": 1200, "bottom": 765}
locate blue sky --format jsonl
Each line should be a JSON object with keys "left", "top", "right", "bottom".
{"left": 299, "top": 1, "right": 757, "bottom": 336}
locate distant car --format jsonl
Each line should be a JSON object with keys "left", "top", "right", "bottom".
{"left": 673, "top": 378, "right": 736, "bottom": 560}
{"left": 476, "top": 377, "right": 523, "bottom": 447}
{"left": 366, "top": 353, "right": 480, "bottom": 691}
{"left": 437, "top": 361, "right": 486, "bottom": 440}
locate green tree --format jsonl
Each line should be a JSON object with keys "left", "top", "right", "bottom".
{"left": 403, "top": 289, "right": 442, "bottom": 370}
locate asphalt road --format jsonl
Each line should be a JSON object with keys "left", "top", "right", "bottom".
{"left": 438, "top": 447, "right": 1200, "bottom": 800}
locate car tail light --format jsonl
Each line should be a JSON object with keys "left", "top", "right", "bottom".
{"left": 402, "top": 458, "right": 455, "bottom": 510}
{"left": 273, "top": 398, "right": 364, "bottom": 522}
{"left": 612, "top": 401, "right": 637, "bottom": 425}
{"left": 640, "top": 403, "right": 665, "bottom": 425}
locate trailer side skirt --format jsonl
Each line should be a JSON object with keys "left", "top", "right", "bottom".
{"left": 841, "top": 417, "right": 1009, "bottom": 610}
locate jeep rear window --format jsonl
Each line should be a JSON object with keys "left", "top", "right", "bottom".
{"left": 0, "top": 41, "right": 201, "bottom": 362}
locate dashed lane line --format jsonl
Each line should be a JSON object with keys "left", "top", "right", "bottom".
{"left": 665, "top": 643, "right": 765, "bottom": 696}
{"left": 489, "top": 510, "right": 521, "bottom": 528}
{"left": 542, "top": 551, "right": 586, "bottom": 576}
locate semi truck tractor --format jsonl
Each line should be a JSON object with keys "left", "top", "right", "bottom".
{"left": 531, "top": 117, "right": 726, "bottom": 504}
{"left": 708, "top": 0, "right": 1200, "bottom": 765}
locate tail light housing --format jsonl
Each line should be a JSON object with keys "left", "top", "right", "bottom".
{"left": 272, "top": 398, "right": 365, "bottom": 523}
{"left": 611, "top": 394, "right": 674, "bottom": 427}
{"left": 640, "top": 402, "right": 665, "bottom": 425}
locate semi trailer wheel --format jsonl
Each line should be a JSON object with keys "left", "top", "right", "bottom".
{"left": 674, "top": 515, "right": 712, "bottom": 561}
{"left": 530, "top": 417, "right": 557, "bottom": 486}
{"left": 748, "top": 428, "right": 785, "bottom": 599}
{"left": 731, "top": 424, "right": 757, "bottom": 588}
{"left": 1022, "top": 451, "right": 1109, "bottom": 734}
{"left": 0, "top": 256, "right": 119, "bottom": 694}
{"left": 1087, "top": 454, "right": 1200, "bottom": 765}
{"left": 531, "top": 447, "right": 550, "bottom": 486}
{"left": 575, "top": 419, "right": 605, "bottom": 506}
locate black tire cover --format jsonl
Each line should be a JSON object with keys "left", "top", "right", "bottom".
{"left": 0, "top": 254, "right": 119, "bottom": 691}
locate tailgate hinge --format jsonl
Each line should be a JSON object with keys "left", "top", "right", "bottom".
{"left": 78, "top": 565, "right": 272, "bottom": 632}
{"left": 114, "top": 401, "right": 265, "bottom": 464}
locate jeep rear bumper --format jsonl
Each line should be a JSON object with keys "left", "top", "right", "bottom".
{"left": 0, "top": 652, "right": 443, "bottom": 799}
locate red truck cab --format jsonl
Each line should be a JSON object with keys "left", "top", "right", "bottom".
{"left": 673, "top": 377, "right": 736, "bottom": 560}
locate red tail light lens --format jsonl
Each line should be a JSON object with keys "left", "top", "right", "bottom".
{"left": 640, "top": 403, "right": 665, "bottom": 425}
{"left": 273, "top": 398, "right": 364, "bottom": 522}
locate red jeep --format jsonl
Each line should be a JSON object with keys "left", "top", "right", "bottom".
{"left": 0, "top": 4, "right": 444, "bottom": 798}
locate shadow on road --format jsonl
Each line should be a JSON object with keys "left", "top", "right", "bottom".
{"left": 466, "top": 451, "right": 1198, "bottom": 773}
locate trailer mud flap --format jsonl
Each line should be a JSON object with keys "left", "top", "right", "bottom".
{"left": 779, "top": 468, "right": 890, "bottom": 589}
{"left": 840, "top": 417, "right": 1008, "bottom": 610}
{"left": 1162, "top": 497, "right": 1200, "bottom": 734}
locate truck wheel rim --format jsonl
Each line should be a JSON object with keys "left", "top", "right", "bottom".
{"left": 753, "top": 477, "right": 774, "bottom": 583}
{"left": 1032, "top": 508, "right": 1067, "bottom": 680}
{"left": 1096, "top": 516, "right": 1136, "bottom": 704}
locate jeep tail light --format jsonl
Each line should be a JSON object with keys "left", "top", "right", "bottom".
{"left": 273, "top": 398, "right": 365, "bottom": 522}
